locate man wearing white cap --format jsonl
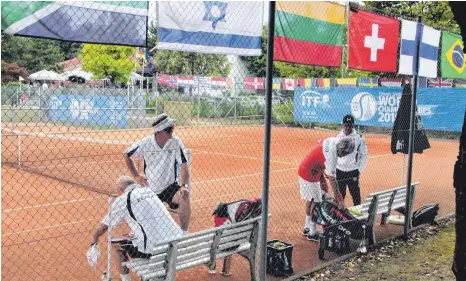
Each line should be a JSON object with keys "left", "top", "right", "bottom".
{"left": 123, "top": 113, "right": 191, "bottom": 232}
{"left": 298, "top": 137, "right": 355, "bottom": 241}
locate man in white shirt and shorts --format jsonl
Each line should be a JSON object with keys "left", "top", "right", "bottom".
{"left": 91, "top": 176, "right": 183, "bottom": 281}
{"left": 123, "top": 114, "right": 191, "bottom": 232}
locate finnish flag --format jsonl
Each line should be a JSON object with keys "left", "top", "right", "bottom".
{"left": 399, "top": 20, "right": 441, "bottom": 78}
{"left": 157, "top": 2, "right": 263, "bottom": 56}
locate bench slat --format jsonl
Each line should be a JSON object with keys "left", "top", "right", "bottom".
{"left": 216, "top": 243, "right": 252, "bottom": 259}
{"left": 219, "top": 232, "right": 251, "bottom": 245}
{"left": 368, "top": 182, "right": 419, "bottom": 197}
{"left": 218, "top": 238, "right": 251, "bottom": 252}
{"left": 177, "top": 241, "right": 212, "bottom": 257}
{"left": 222, "top": 224, "right": 254, "bottom": 236}
{"left": 177, "top": 233, "right": 215, "bottom": 249}
{"left": 177, "top": 248, "right": 211, "bottom": 264}
{"left": 135, "top": 261, "right": 164, "bottom": 275}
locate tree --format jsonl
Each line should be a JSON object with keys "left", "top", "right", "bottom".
{"left": 1, "top": 60, "right": 29, "bottom": 82}
{"left": 79, "top": 44, "right": 138, "bottom": 83}
{"left": 58, "top": 42, "right": 83, "bottom": 60}
{"left": 147, "top": 21, "right": 231, "bottom": 76}
{"left": 364, "top": 2, "right": 460, "bottom": 33}
{"left": 1, "top": 35, "right": 65, "bottom": 74}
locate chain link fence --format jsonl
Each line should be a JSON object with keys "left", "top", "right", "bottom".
{"left": 1, "top": 1, "right": 464, "bottom": 281}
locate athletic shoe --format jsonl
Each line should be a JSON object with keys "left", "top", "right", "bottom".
{"left": 307, "top": 233, "right": 322, "bottom": 242}
{"left": 302, "top": 228, "right": 310, "bottom": 236}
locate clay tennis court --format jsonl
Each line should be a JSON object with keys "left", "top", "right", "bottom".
{"left": 1, "top": 123, "right": 457, "bottom": 281}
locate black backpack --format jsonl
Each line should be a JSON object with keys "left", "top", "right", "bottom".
{"left": 412, "top": 204, "right": 439, "bottom": 227}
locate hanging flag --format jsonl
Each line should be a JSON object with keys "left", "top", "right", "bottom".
{"left": 282, "top": 78, "right": 298, "bottom": 90}
{"left": 274, "top": 1, "right": 345, "bottom": 67}
{"left": 380, "top": 78, "right": 403, "bottom": 87}
{"left": 441, "top": 31, "right": 466, "bottom": 79}
{"left": 211, "top": 77, "right": 227, "bottom": 89}
{"left": 427, "top": 78, "right": 453, "bottom": 88}
{"left": 157, "top": 2, "right": 263, "bottom": 56}
{"left": 295, "top": 78, "right": 314, "bottom": 88}
{"left": 357, "top": 77, "right": 379, "bottom": 87}
{"left": 391, "top": 83, "right": 430, "bottom": 154}
{"left": 243, "top": 77, "right": 265, "bottom": 90}
{"left": 398, "top": 20, "right": 440, "bottom": 78}
{"left": 316, "top": 78, "right": 335, "bottom": 88}
{"left": 348, "top": 9, "right": 400, "bottom": 72}
{"left": 176, "top": 76, "right": 195, "bottom": 88}
{"left": 272, "top": 78, "right": 281, "bottom": 90}
{"left": 157, "top": 74, "right": 172, "bottom": 87}
{"left": 1, "top": 1, "right": 148, "bottom": 46}
{"left": 336, "top": 78, "right": 357, "bottom": 87}
{"left": 454, "top": 79, "right": 466, "bottom": 88}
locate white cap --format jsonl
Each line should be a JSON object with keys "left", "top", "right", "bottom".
{"left": 152, "top": 113, "right": 176, "bottom": 132}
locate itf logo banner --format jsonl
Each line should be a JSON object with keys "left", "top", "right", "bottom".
{"left": 294, "top": 87, "right": 465, "bottom": 132}
{"left": 48, "top": 94, "right": 127, "bottom": 128}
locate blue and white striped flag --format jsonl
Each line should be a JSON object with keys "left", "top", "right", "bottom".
{"left": 157, "top": 2, "right": 263, "bottom": 56}
{"left": 398, "top": 20, "right": 440, "bottom": 78}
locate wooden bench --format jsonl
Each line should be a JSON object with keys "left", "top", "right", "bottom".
{"left": 123, "top": 216, "right": 262, "bottom": 281}
{"left": 348, "top": 182, "right": 420, "bottom": 245}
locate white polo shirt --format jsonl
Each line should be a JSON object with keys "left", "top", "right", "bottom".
{"left": 336, "top": 129, "right": 368, "bottom": 172}
{"left": 126, "top": 135, "right": 188, "bottom": 194}
{"left": 102, "top": 184, "right": 183, "bottom": 253}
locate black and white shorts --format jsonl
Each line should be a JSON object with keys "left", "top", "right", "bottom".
{"left": 113, "top": 239, "right": 152, "bottom": 259}
{"left": 158, "top": 183, "right": 181, "bottom": 209}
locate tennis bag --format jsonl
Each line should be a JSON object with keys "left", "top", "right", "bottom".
{"left": 313, "top": 198, "right": 366, "bottom": 253}
{"left": 213, "top": 198, "right": 262, "bottom": 226}
{"left": 411, "top": 204, "right": 439, "bottom": 227}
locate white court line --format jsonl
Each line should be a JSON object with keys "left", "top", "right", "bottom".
{"left": 2, "top": 196, "right": 105, "bottom": 213}
{"left": 193, "top": 149, "right": 297, "bottom": 166}
{"left": 2, "top": 218, "right": 99, "bottom": 237}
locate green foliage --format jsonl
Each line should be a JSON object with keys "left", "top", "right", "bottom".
{"left": 155, "top": 51, "right": 231, "bottom": 76}
{"left": 79, "top": 44, "right": 138, "bottom": 83}
{"left": 1, "top": 35, "right": 64, "bottom": 73}
{"left": 364, "top": 2, "right": 460, "bottom": 33}
{"left": 147, "top": 20, "right": 231, "bottom": 76}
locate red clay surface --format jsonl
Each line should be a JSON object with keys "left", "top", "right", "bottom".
{"left": 1, "top": 124, "right": 457, "bottom": 281}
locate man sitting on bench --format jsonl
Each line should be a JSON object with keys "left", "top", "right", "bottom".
{"left": 91, "top": 176, "right": 183, "bottom": 281}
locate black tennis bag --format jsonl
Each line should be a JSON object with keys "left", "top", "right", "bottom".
{"left": 411, "top": 204, "right": 439, "bottom": 227}
{"left": 313, "top": 198, "right": 367, "bottom": 253}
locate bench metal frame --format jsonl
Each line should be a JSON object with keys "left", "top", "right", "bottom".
{"left": 123, "top": 216, "right": 262, "bottom": 281}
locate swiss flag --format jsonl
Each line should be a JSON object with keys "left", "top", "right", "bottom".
{"left": 348, "top": 9, "right": 400, "bottom": 72}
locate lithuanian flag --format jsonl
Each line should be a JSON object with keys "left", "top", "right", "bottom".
{"left": 274, "top": 1, "right": 345, "bottom": 67}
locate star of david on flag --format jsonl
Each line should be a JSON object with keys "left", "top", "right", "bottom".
{"left": 157, "top": 1, "right": 263, "bottom": 56}
{"left": 398, "top": 20, "right": 440, "bottom": 78}
{"left": 203, "top": 1, "right": 227, "bottom": 30}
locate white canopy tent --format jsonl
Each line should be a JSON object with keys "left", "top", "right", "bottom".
{"left": 62, "top": 69, "right": 93, "bottom": 81}
{"left": 29, "top": 70, "right": 64, "bottom": 81}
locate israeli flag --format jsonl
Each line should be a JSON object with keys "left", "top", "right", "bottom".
{"left": 399, "top": 20, "right": 440, "bottom": 78}
{"left": 157, "top": 2, "right": 263, "bottom": 56}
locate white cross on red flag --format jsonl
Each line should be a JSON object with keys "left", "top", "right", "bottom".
{"left": 348, "top": 9, "right": 400, "bottom": 72}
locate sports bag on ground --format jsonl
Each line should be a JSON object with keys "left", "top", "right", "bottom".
{"left": 411, "top": 204, "right": 439, "bottom": 227}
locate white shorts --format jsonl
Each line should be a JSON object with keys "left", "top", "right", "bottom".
{"left": 299, "top": 177, "right": 323, "bottom": 202}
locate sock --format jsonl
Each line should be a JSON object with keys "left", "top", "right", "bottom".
{"left": 120, "top": 273, "right": 130, "bottom": 281}
{"left": 304, "top": 215, "right": 312, "bottom": 229}
{"left": 309, "top": 222, "right": 317, "bottom": 235}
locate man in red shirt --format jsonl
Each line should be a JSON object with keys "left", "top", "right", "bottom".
{"left": 299, "top": 137, "right": 355, "bottom": 241}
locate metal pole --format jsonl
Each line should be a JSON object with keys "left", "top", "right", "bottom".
{"left": 400, "top": 154, "right": 406, "bottom": 185}
{"left": 259, "top": 2, "right": 275, "bottom": 280}
{"left": 18, "top": 133, "right": 21, "bottom": 167}
{"left": 107, "top": 196, "right": 115, "bottom": 281}
{"left": 404, "top": 16, "right": 422, "bottom": 240}
{"left": 234, "top": 78, "right": 237, "bottom": 121}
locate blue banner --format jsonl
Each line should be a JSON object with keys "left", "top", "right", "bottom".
{"left": 48, "top": 94, "right": 127, "bottom": 128}
{"left": 294, "top": 87, "right": 466, "bottom": 132}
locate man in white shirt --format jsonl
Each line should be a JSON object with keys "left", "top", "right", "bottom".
{"left": 336, "top": 114, "right": 368, "bottom": 206}
{"left": 91, "top": 176, "right": 182, "bottom": 281}
{"left": 123, "top": 114, "right": 191, "bottom": 232}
